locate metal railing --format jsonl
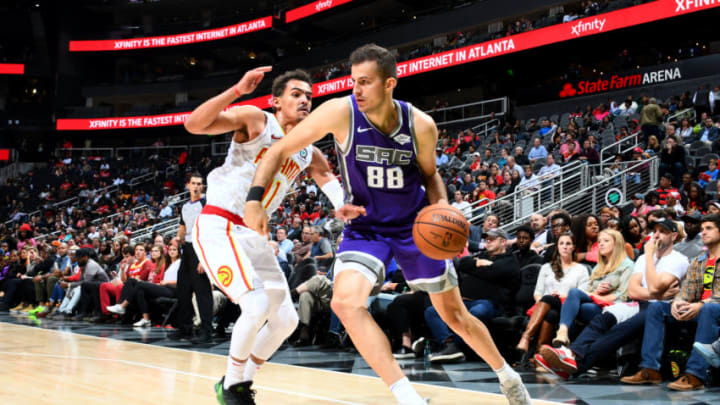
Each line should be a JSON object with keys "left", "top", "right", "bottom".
{"left": 130, "top": 217, "right": 182, "bottom": 244}
{"left": 55, "top": 147, "right": 115, "bottom": 160}
{"left": 3, "top": 170, "right": 158, "bottom": 227}
{"left": 426, "top": 97, "right": 508, "bottom": 127}
{"left": 488, "top": 157, "right": 660, "bottom": 233}
{"left": 471, "top": 118, "right": 500, "bottom": 139}
{"left": 599, "top": 131, "right": 641, "bottom": 170}
{"left": 666, "top": 107, "right": 696, "bottom": 124}
{"left": 467, "top": 160, "right": 584, "bottom": 225}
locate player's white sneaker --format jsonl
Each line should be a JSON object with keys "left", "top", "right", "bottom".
{"left": 500, "top": 375, "right": 532, "bottom": 405}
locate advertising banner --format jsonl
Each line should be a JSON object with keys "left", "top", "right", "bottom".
{"left": 69, "top": 17, "right": 272, "bottom": 51}
{"left": 57, "top": 0, "right": 720, "bottom": 129}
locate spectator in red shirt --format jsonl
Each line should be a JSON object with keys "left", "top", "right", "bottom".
{"left": 656, "top": 173, "right": 679, "bottom": 206}
{"left": 473, "top": 179, "right": 496, "bottom": 207}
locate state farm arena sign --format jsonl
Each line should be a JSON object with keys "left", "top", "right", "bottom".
{"left": 559, "top": 67, "right": 682, "bottom": 98}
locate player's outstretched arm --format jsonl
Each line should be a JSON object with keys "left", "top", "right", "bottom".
{"left": 245, "top": 98, "right": 349, "bottom": 234}
{"left": 184, "top": 66, "right": 271, "bottom": 135}
{"left": 413, "top": 108, "right": 448, "bottom": 206}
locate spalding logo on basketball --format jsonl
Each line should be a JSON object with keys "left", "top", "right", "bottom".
{"left": 413, "top": 204, "right": 469, "bottom": 260}
{"left": 217, "top": 265, "right": 234, "bottom": 287}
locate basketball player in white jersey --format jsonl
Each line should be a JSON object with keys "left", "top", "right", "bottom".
{"left": 184, "top": 67, "right": 344, "bottom": 405}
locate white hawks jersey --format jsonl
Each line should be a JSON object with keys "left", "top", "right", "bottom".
{"left": 205, "top": 111, "right": 313, "bottom": 218}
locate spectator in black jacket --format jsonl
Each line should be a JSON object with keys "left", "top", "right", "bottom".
{"left": 424, "top": 229, "right": 521, "bottom": 363}
{"left": 513, "top": 225, "right": 543, "bottom": 268}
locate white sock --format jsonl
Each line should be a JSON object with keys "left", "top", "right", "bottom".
{"left": 390, "top": 377, "right": 425, "bottom": 405}
{"left": 243, "top": 357, "right": 262, "bottom": 382}
{"left": 494, "top": 360, "right": 519, "bottom": 385}
{"left": 224, "top": 356, "right": 246, "bottom": 389}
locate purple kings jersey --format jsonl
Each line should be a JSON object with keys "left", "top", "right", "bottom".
{"left": 335, "top": 95, "right": 428, "bottom": 233}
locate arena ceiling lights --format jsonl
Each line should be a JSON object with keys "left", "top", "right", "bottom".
{"left": 56, "top": 0, "right": 720, "bottom": 130}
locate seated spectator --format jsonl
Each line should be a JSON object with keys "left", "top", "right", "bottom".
{"left": 290, "top": 273, "right": 333, "bottom": 346}
{"left": 621, "top": 216, "right": 644, "bottom": 253}
{"left": 436, "top": 148, "right": 449, "bottom": 167}
{"left": 275, "top": 227, "right": 294, "bottom": 262}
{"left": 97, "top": 244, "right": 149, "bottom": 319}
{"left": 309, "top": 226, "right": 334, "bottom": 274}
{"left": 699, "top": 159, "right": 719, "bottom": 188}
{"left": 287, "top": 226, "right": 316, "bottom": 289}
{"left": 390, "top": 290, "right": 432, "bottom": 359}
{"left": 425, "top": 229, "right": 520, "bottom": 363}
{"left": 686, "top": 182, "right": 706, "bottom": 214}
{"left": 695, "top": 117, "right": 719, "bottom": 144}
{"left": 675, "top": 212, "right": 704, "bottom": 260}
{"left": 528, "top": 138, "right": 548, "bottom": 163}
{"left": 551, "top": 229, "right": 634, "bottom": 348}
{"left": 659, "top": 137, "right": 685, "bottom": 186}
{"left": 540, "top": 212, "right": 572, "bottom": 262}
{"left": 514, "top": 147, "right": 529, "bottom": 166}
{"left": 516, "top": 233, "right": 588, "bottom": 354}
{"left": 621, "top": 214, "right": 720, "bottom": 391}
{"left": 537, "top": 155, "right": 561, "bottom": 179}
{"left": 539, "top": 218, "right": 688, "bottom": 378}
{"left": 459, "top": 173, "right": 477, "bottom": 194}
{"left": 656, "top": 173, "right": 679, "bottom": 206}
{"left": 665, "top": 191, "right": 686, "bottom": 217}
{"left": 512, "top": 225, "right": 543, "bottom": 268}
{"left": 578, "top": 140, "right": 599, "bottom": 164}
{"left": 106, "top": 244, "right": 177, "bottom": 327}
{"left": 572, "top": 214, "right": 600, "bottom": 266}
{"left": 451, "top": 190, "right": 472, "bottom": 220}
{"left": 64, "top": 248, "right": 111, "bottom": 320}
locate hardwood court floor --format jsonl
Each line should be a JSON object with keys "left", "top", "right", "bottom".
{"left": 0, "top": 321, "right": 561, "bottom": 405}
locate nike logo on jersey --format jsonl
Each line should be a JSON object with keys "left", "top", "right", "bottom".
{"left": 393, "top": 134, "right": 412, "bottom": 145}
{"left": 357, "top": 127, "right": 372, "bottom": 133}
{"left": 271, "top": 134, "right": 283, "bottom": 140}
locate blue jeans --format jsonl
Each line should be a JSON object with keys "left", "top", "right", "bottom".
{"left": 640, "top": 301, "right": 720, "bottom": 381}
{"left": 559, "top": 289, "right": 602, "bottom": 328}
{"left": 571, "top": 303, "right": 647, "bottom": 373}
{"left": 50, "top": 281, "right": 65, "bottom": 303}
{"left": 425, "top": 299, "right": 496, "bottom": 343}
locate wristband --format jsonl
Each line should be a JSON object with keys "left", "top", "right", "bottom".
{"left": 233, "top": 86, "right": 242, "bottom": 98}
{"left": 247, "top": 186, "right": 266, "bottom": 202}
{"left": 320, "top": 179, "right": 345, "bottom": 211}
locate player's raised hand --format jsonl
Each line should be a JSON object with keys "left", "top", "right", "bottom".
{"left": 336, "top": 203, "right": 366, "bottom": 223}
{"left": 235, "top": 66, "right": 272, "bottom": 96}
{"left": 244, "top": 201, "right": 270, "bottom": 236}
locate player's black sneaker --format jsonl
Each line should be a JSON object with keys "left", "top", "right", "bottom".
{"left": 215, "top": 376, "right": 256, "bottom": 405}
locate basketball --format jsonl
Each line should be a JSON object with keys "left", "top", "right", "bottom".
{"left": 413, "top": 204, "right": 470, "bottom": 260}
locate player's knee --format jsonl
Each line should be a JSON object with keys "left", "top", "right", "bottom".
{"left": 275, "top": 304, "right": 299, "bottom": 335}
{"left": 238, "top": 289, "right": 271, "bottom": 324}
{"left": 439, "top": 308, "right": 469, "bottom": 335}
{"left": 330, "top": 295, "right": 358, "bottom": 319}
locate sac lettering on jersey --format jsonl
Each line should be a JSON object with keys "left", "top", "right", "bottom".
{"left": 355, "top": 145, "right": 413, "bottom": 166}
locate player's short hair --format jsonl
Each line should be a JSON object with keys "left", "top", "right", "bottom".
{"left": 349, "top": 44, "right": 397, "bottom": 80}
{"left": 188, "top": 172, "right": 203, "bottom": 182}
{"left": 271, "top": 69, "right": 312, "bottom": 97}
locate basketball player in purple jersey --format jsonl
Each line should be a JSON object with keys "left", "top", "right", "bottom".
{"left": 245, "top": 44, "right": 531, "bottom": 405}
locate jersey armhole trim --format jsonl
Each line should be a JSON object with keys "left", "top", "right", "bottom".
{"left": 335, "top": 97, "right": 353, "bottom": 156}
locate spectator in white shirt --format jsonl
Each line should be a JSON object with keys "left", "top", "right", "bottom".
{"left": 451, "top": 190, "right": 472, "bottom": 219}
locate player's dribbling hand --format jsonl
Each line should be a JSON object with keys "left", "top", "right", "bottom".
{"left": 236, "top": 66, "right": 272, "bottom": 96}
{"left": 336, "top": 203, "right": 366, "bottom": 223}
{"left": 245, "top": 201, "right": 270, "bottom": 236}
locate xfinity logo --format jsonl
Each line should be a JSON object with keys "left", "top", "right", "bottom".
{"left": 571, "top": 18, "right": 606, "bottom": 37}
{"left": 316, "top": 0, "right": 333, "bottom": 11}
{"left": 676, "top": 0, "right": 718, "bottom": 12}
